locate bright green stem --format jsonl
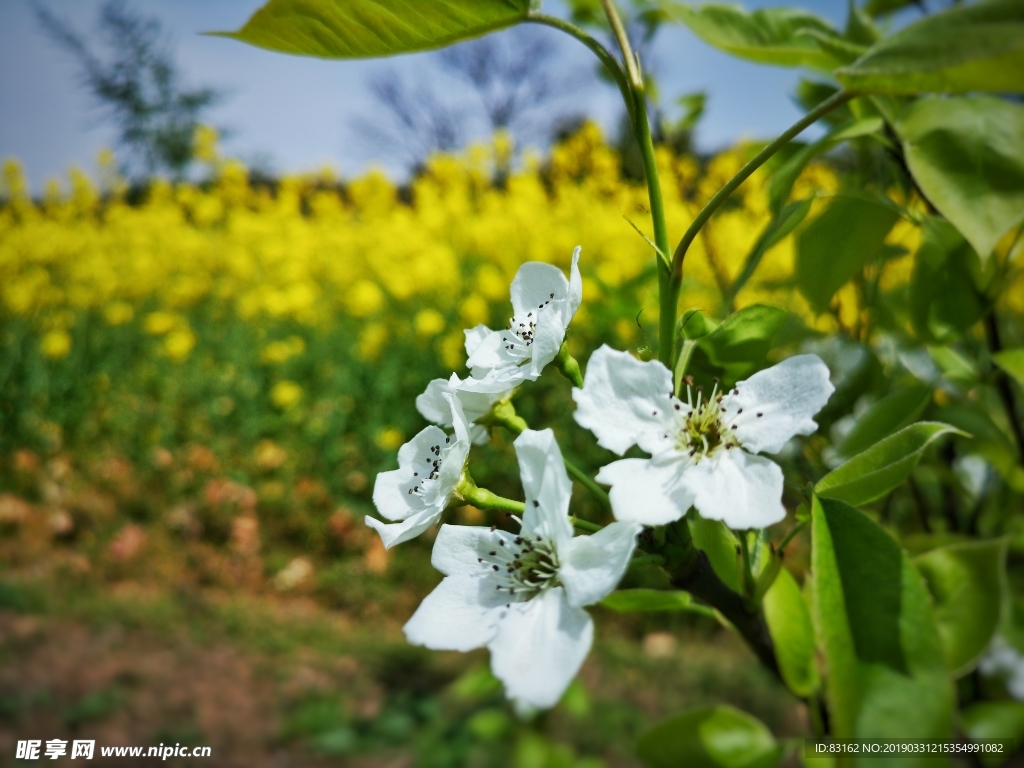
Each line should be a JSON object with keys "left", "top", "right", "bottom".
{"left": 555, "top": 341, "right": 584, "bottom": 388}
{"left": 564, "top": 459, "right": 611, "bottom": 509}
{"left": 669, "top": 89, "right": 856, "bottom": 291}
{"left": 526, "top": 13, "right": 633, "bottom": 125}
{"left": 631, "top": 85, "right": 674, "bottom": 366}
{"left": 572, "top": 516, "right": 604, "bottom": 533}
{"left": 628, "top": 553, "right": 666, "bottom": 569}
{"left": 457, "top": 473, "right": 525, "bottom": 514}
{"left": 776, "top": 519, "right": 808, "bottom": 554}
{"left": 488, "top": 399, "right": 611, "bottom": 510}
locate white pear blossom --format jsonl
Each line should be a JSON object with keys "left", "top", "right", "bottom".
{"left": 404, "top": 428, "right": 641, "bottom": 710}
{"left": 573, "top": 346, "right": 834, "bottom": 530}
{"left": 366, "top": 393, "right": 471, "bottom": 549}
{"left": 980, "top": 637, "right": 1024, "bottom": 700}
{"left": 457, "top": 247, "right": 583, "bottom": 394}
{"left": 415, "top": 374, "right": 511, "bottom": 445}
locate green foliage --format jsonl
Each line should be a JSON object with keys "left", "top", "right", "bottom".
{"left": 811, "top": 497, "right": 954, "bottom": 753}
{"left": 214, "top": 0, "right": 532, "bottom": 59}
{"left": 762, "top": 567, "right": 818, "bottom": 698}
{"left": 993, "top": 350, "right": 1024, "bottom": 388}
{"left": 898, "top": 96, "right": 1024, "bottom": 261}
{"left": 795, "top": 194, "right": 900, "bottom": 313}
{"left": 688, "top": 515, "right": 741, "bottom": 593}
{"left": 836, "top": 384, "right": 932, "bottom": 458}
{"left": 962, "top": 702, "right": 1024, "bottom": 768}
{"left": 663, "top": 3, "right": 841, "bottom": 70}
{"left": 908, "top": 217, "right": 989, "bottom": 342}
{"left": 836, "top": 0, "right": 1024, "bottom": 95}
{"left": 637, "top": 705, "right": 781, "bottom": 768}
{"left": 600, "top": 588, "right": 712, "bottom": 614}
{"left": 816, "top": 423, "right": 965, "bottom": 507}
{"left": 914, "top": 539, "right": 1006, "bottom": 677}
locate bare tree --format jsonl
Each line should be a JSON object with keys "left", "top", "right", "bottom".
{"left": 35, "top": 0, "right": 222, "bottom": 179}
{"left": 355, "top": 26, "right": 584, "bottom": 173}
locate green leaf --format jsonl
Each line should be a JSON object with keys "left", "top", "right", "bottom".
{"left": 837, "top": 385, "right": 932, "bottom": 458}
{"left": 798, "top": 28, "right": 866, "bottom": 66}
{"left": 810, "top": 496, "right": 954, "bottom": 753}
{"left": 914, "top": 539, "right": 1007, "bottom": 677}
{"left": 927, "top": 345, "right": 980, "bottom": 389}
{"left": 601, "top": 589, "right": 712, "bottom": 616}
{"left": 898, "top": 97, "right": 1024, "bottom": 261}
{"left": 863, "top": 0, "right": 915, "bottom": 18}
{"left": 993, "top": 349, "right": 1024, "bottom": 388}
{"left": 663, "top": 3, "right": 843, "bottom": 71}
{"left": 763, "top": 567, "right": 819, "bottom": 698}
{"left": 962, "top": 702, "right": 1024, "bottom": 768}
{"left": 835, "top": 0, "right": 1024, "bottom": 95}
{"left": 796, "top": 194, "right": 900, "bottom": 313}
{"left": 909, "top": 216, "right": 988, "bottom": 341}
{"left": 212, "top": 0, "right": 532, "bottom": 58}
{"left": 815, "top": 422, "right": 966, "bottom": 507}
{"left": 688, "top": 515, "right": 740, "bottom": 593}
{"left": 697, "top": 304, "right": 788, "bottom": 380}
{"left": 637, "top": 705, "right": 782, "bottom": 768}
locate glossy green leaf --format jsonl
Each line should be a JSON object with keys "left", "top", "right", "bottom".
{"left": 928, "top": 345, "right": 979, "bottom": 389}
{"left": 962, "top": 702, "right": 1024, "bottom": 768}
{"left": 863, "top": 0, "right": 915, "bottom": 18}
{"left": 837, "top": 385, "right": 932, "bottom": 458}
{"left": 993, "top": 349, "right": 1024, "bottom": 388}
{"left": 689, "top": 515, "right": 741, "bottom": 592}
{"left": 763, "top": 567, "right": 819, "bottom": 698}
{"left": 697, "top": 304, "right": 788, "bottom": 377}
{"left": 811, "top": 496, "right": 954, "bottom": 753}
{"left": 664, "top": 3, "right": 842, "bottom": 71}
{"left": 798, "top": 28, "right": 866, "bottom": 66}
{"left": 213, "top": 0, "right": 532, "bottom": 59}
{"left": 637, "top": 705, "right": 782, "bottom": 768}
{"left": 601, "top": 589, "right": 712, "bottom": 615}
{"left": 898, "top": 97, "right": 1024, "bottom": 261}
{"left": 816, "top": 422, "right": 966, "bottom": 507}
{"left": 796, "top": 195, "right": 900, "bottom": 313}
{"left": 914, "top": 539, "right": 1007, "bottom": 677}
{"left": 836, "top": 0, "right": 1024, "bottom": 95}
{"left": 909, "top": 217, "right": 988, "bottom": 341}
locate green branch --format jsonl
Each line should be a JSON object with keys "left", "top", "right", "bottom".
{"left": 670, "top": 89, "right": 856, "bottom": 286}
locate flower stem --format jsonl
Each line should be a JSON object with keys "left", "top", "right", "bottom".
{"left": 526, "top": 13, "right": 633, "bottom": 125}
{"left": 776, "top": 519, "right": 808, "bottom": 554}
{"left": 555, "top": 340, "right": 584, "bottom": 388}
{"left": 669, "top": 89, "right": 856, "bottom": 289}
{"left": 571, "top": 516, "right": 604, "bottom": 533}
{"left": 457, "top": 473, "right": 525, "bottom": 514}
{"left": 628, "top": 553, "right": 666, "bottom": 569}
{"left": 564, "top": 459, "right": 612, "bottom": 509}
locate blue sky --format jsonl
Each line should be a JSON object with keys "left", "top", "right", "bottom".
{"left": 0, "top": 0, "right": 857, "bottom": 189}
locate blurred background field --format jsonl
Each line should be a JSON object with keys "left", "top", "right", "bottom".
{"left": 0, "top": 129, "right": 838, "bottom": 766}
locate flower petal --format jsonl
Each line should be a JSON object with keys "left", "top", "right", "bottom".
{"left": 371, "top": 466, "right": 418, "bottom": 521}
{"left": 417, "top": 377, "right": 504, "bottom": 427}
{"left": 525, "top": 309, "right": 566, "bottom": 379}
{"left": 558, "top": 522, "right": 642, "bottom": 608}
{"left": 465, "top": 327, "right": 516, "bottom": 373}
{"left": 431, "top": 523, "right": 495, "bottom": 577}
{"left": 681, "top": 449, "right": 785, "bottom": 529}
{"left": 464, "top": 324, "right": 492, "bottom": 360}
{"left": 365, "top": 507, "right": 441, "bottom": 549}
{"left": 514, "top": 429, "right": 574, "bottom": 544}
{"left": 572, "top": 345, "right": 673, "bottom": 455}
{"left": 510, "top": 262, "right": 569, "bottom": 319}
{"left": 404, "top": 575, "right": 506, "bottom": 652}
{"left": 567, "top": 246, "right": 582, "bottom": 319}
{"left": 488, "top": 587, "right": 593, "bottom": 710}
{"left": 595, "top": 457, "right": 694, "bottom": 525}
{"left": 724, "top": 354, "right": 834, "bottom": 455}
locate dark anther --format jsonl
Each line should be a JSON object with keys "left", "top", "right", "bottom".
{"left": 492, "top": 565, "right": 499, "bottom": 571}
{"left": 533, "top": 500, "right": 539, "bottom": 507}
{"left": 757, "top": 412, "right": 763, "bottom": 417}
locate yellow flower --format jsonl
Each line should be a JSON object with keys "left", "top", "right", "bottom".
{"left": 144, "top": 312, "right": 178, "bottom": 336}
{"left": 270, "top": 381, "right": 303, "bottom": 410}
{"left": 460, "top": 294, "right": 489, "bottom": 327}
{"left": 414, "top": 308, "right": 445, "bottom": 338}
{"left": 347, "top": 280, "right": 385, "bottom": 318}
{"left": 40, "top": 330, "right": 71, "bottom": 359}
{"left": 375, "top": 426, "right": 404, "bottom": 451}
{"left": 164, "top": 329, "right": 196, "bottom": 362}
{"left": 104, "top": 302, "right": 134, "bottom": 326}
{"left": 260, "top": 336, "right": 305, "bottom": 365}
